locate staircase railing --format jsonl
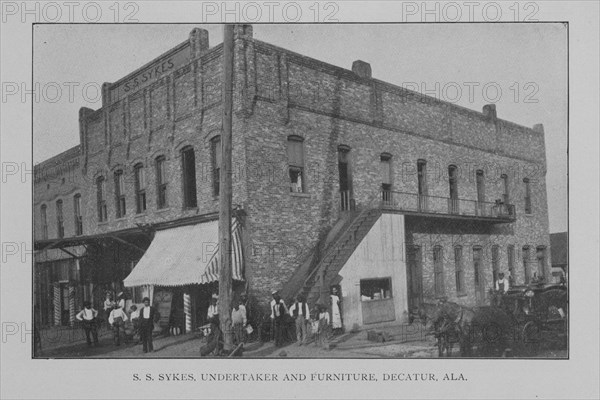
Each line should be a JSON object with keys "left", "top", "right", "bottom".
{"left": 298, "top": 191, "right": 383, "bottom": 299}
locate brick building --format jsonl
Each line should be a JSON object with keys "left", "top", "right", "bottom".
{"left": 34, "top": 25, "right": 551, "bottom": 331}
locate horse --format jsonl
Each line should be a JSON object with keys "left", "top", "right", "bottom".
{"left": 454, "top": 306, "right": 516, "bottom": 357}
{"left": 415, "top": 301, "right": 462, "bottom": 357}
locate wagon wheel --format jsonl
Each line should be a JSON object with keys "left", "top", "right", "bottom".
{"left": 522, "top": 320, "right": 542, "bottom": 355}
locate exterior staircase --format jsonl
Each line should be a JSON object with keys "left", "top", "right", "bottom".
{"left": 296, "top": 205, "right": 382, "bottom": 308}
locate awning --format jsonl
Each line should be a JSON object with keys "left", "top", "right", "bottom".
{"left": 123, "top": 219, "right": 244, "bottom": 287}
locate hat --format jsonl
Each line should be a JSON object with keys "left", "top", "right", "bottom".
{"left": 271, "top": 290, "right": 279, "bottom": 295}
{"left": 212, "top": 293, "right": 219, "bottom": 300}
{"left": 117, "top": 292, "right": 123, "bottom": 297}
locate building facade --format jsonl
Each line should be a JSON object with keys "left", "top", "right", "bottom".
{"left": 34, "top": 25, "right": 552, "bottom": 330}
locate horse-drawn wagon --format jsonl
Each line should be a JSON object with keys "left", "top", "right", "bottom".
{"left": 416, "top": 283, "right": 567, "bottom": 357}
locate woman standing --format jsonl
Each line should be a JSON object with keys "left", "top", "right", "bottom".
{"left": 330, "top": 286, "right": 343, "bottom": 335}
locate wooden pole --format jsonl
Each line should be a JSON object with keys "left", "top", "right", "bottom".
{"left": 218, "top": 24, "right": 235, "bottom": 352}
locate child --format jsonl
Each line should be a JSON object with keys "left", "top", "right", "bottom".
{"left": 108, "top": 305, "right": 128, "bottom": 346}
{"left": 127, "top": 305, "right": 140, "bottom": 343}
{"left": 315, "top": 304, "right": 330, "bottom": 349}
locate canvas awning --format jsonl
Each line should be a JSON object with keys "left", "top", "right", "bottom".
{"left": 123, "top": 219, "right": 244, "bottom": 287}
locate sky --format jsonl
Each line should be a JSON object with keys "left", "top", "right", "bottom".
{"left": 32, "top": 24, "right": 567, "bottom": 232}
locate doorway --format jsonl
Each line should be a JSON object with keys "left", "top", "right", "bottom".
{"left": 338, "top": 146, "right": 353, "bottom": 211}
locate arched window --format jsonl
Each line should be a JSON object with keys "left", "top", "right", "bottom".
{"left": 433, "top": 246, "right": 444, "bottom": 297}
{"left": 40, "top": 204, "right": 48, "bottom": 239}
{"left": 155, "top": 156, "right": 167, "bottom": 209}
{"left": 287, "top": 136, "right": 305, "bottom": 193}
{"left": 523, "top": 178, "right": 532, "bottom": 214}
{"left": 114, "top": 170, "right": 126, "bottom": 218}
{"left": 96, "top": 176, "right": 107, "bottom": 222}
{"left": 134, "top": 163, "right": 146, "bottom": 213}
{"left": 73, "top": 194, "right": 82, "bottom": 236}
{"left": 211, "top": 136, "right": 221, "bottom": 196}
{"left": 501, "top": 174, "right": 509, "bottom": 203}
{"left": 417, "top": 159, "right": 427, "bottom": 211}
{"left": 448, "top": 165, "right": 459, "bottom": 214}
{"left": 181, "top": 146, "right": 197, "bottom": 208}
{"left": 56, "top": 199, "right": 64, "bottom": 238}
{"left": 454, "top": 246, "right": 464, "bottom": 294}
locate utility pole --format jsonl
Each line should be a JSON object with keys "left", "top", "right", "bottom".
{"left": 218, "top": 24, "right": 235, "bottom": 353}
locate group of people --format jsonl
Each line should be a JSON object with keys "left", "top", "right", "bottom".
{"left": 76, "top": 292, "right": 158, "bottom": 353}
{"left": 270, "top": 287, "right": 343, "bottom": 348}
{"left": 205, "top": 294, "right": 249, "bottom": 346}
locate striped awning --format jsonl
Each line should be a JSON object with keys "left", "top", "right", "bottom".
{"left": 123, "top": 219, "right": 244, "bottom": 287}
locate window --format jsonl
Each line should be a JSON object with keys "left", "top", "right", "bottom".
{"left": 417, "top": 159, "right": 427, "bottom": 211}
{"left": 473, "top": 246, "right": 483, "bottom": 288}
{"left": 40, "top": 205, "right": 48, "bottom": 239}
{"left": 73, "top": 194, "right": 83, "bottom": 236}
{"left": 155, "top": 156, "right": 167, "bottom": 209}
{"left": 114, "top": 170, "right": 126, "bottom": 218}
{"left": 96, "top": 176, "right": 107, "bottom": 222}
{"left": 491, "top": 245, "right": 499, "bottom": 283}
{"left": 454, "top": 246, "right": 464, "bottom": 294}
{"left": 134, "top": 164, "right": 146, "bottom": 213}
{"left": 448, "top": 165, "right": 459, "bottom": 214}
{"left": 501, "top": 174, "right": 509, "bottom": 203}
{"left": 523, "top": 178, "right": 532, "bottom": 214}
{"left": 338, "top": 146, "right": 352, "bottom": 210}
{"left": 433, "top": 246, "right": 444, "bottom": 297}
{"left": 507, "top": 245, "right": 515, "bottom": 285}
{"left": 522, "top": 246, "right": 531, "bottom": 284}
{"left": 181, "top": 146, "right": 197, "bottom": 208}
{"left": 56, "top": 200, "right": 64, "bottom": 239}
{"left": 211, "top": 136, "right": 221, "bottom": 196}
{"left": 476, "top": 169, "right": 485, "bottom": 215}
{"left": 381, "top": 153, "right": 392, "bottom": 203}
{"left": 360, "top": 278, "right": 392, "bottom": 301}
{"left": 536, "top": 246, "right": 547, "bottom": 280}
{"left": 287, "top": 136, "right": 304, "bottom": 193}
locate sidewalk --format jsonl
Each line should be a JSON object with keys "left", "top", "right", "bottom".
{"left": 37, "top": 322, "right": 440, "bottom": 358}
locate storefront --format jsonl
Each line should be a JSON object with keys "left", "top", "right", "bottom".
{"left": 123, "top": 219, "right": 245, "bottom": 333}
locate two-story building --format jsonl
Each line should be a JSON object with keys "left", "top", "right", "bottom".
{"left": 34, "top": 25, "right": 552, "bottom": 332}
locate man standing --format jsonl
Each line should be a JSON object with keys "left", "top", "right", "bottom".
{"left": 270, "top": 290, "right": 288, "bottom": 347}
{"left": 108, "top": 305, "right": 128, "bottom": 346}
{"left": 495, "top": 272, "right": 510, "bottom": 294}
{"left": 76, "top": 301, "right": 99, "bottom": 346}
{"left": 289, "top": 295, "right": 310, "bottom": 345}
{"left": 139, "top": 297, "right": 156, "bottom": 353}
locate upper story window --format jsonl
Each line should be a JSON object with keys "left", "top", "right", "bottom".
{"left": 73, "top": 194, "right": 83, "bottom": 236}
{"left": 211, "top": 136, "right": 221, "bottom": 196}
{"left": 155, "top": 156, "right": 167, "bottom": 209}
{"left": 476, "top": 169, "right": 485, "bottom": 207}
{"left": 114, "top": 170, "right": 126, "bottom": 218}
{"left": 181, "top": 146, "right": 198, "bottom": 208}
{"left": 448, "top": 165, "right": 459, "bottom": 214}
{"left": 96, "top": 176, "right": 107, "bottom": 222}
{"left": 501, "top": 174, "right": 510, "bottom": 203}
{"left": 523, "top": 178, "right": 532, "bottom": 214}
{"left": 134, "top": 163, "right": 146, "bottom": 214}
{"left": 56, "top": 200, "right": 64, "bottom": 239}
{"left": 381, "top": 153, "right": 392, "bottom": 203}
{"left": 287, "top": 136, "right": 305, "bottom": 193}
{"left": 433, "top": 245, "right": 444, "bottom": 297}
{"left": 40, "top": 204, "right": 48, "bottom": 239}
{"left": 536, "top": 246, "right": 547, "bottom": 281}
{"left": 417, "top": 159, "right": 428, "bottom": 211}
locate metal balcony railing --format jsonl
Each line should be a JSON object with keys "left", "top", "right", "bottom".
{"left": 381, "top": 190, "right": 516, "bottom": 221}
